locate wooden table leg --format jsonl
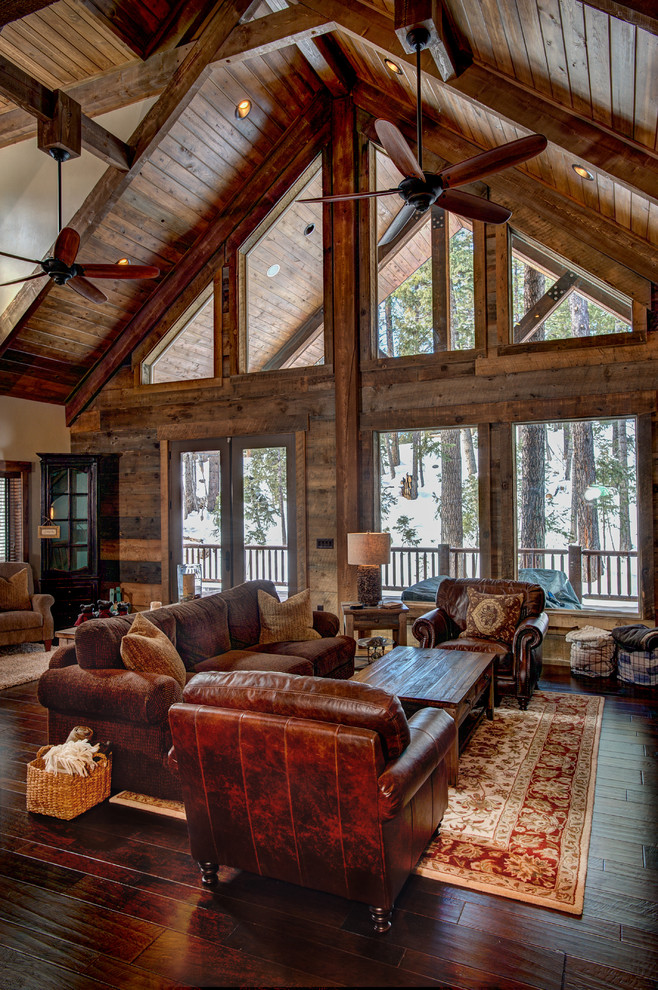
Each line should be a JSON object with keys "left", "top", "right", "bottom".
{"left": 397, "top": 614, "right": 407, "bottom": 646}
{"left": 486, "top": 669, "right": 495, "bottom": 720}
{"left": 446, "top": 726, "right": 459, "bottom": 786}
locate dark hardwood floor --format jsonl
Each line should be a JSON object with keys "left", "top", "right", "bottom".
{"left": 0, "top": 667, "right": 656, "bottom": 989}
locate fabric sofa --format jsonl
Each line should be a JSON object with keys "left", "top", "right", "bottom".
{"left": 37, "top": 580, "right": 355, "bottom": 799}
{"left": 168, "top": 669, "right": 456, "bottom": 932}
{"left": 0, "top": 561, "right": 54, "bottom": 651}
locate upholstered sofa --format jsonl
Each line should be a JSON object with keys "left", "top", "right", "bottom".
{"left": 168, "top": 669, "right": 456, "bottom": 932}
{"left": 0, "top": 561, "right": 54, "bottom": 651}
{"left": 412, "top": 577, "right": 548, "bottom": 710}
{"left": 37, "top": 580, "right": 355, "bottom": 799}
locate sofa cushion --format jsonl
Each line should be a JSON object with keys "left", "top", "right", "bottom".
{"left": 460, "top": 589, "right": 524, "bottom": 647}
{"left": 220, "top": 579, "right": 278, "bottom": 650}
{"left": 75, "top": 611, "right": 177, "bottom": 670}
{"left": 182, "top": 669, "right": 411, "bottom": 760}
{"left": 0, "top": 568, "right": 31, "bottom": 611}
{"left": 120, "top": 612, "right": 187, "bottom": 688}
{"left": 0, "top": 610, "right": 42, "bottom": 631}
{"left": 193, "top": 649, "right": 313, "bottom": 676}
{"left": 247, "top": 635, "right": 355, "bottom": 678}
{"left": 258, "top": 588, "right": 321, "bottom": 644}
{"left": 164, "top": 594, "right": 231, "bottom": 670}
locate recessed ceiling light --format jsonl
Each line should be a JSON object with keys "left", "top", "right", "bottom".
{"left": 572, "top": 163, "right": 594, "bottom": 180}
{"left": 384, "top": 58, "right": 402, "bottom": 75}
{"left": 303, "top": 223, "right": 315, "bottom": 236}
{"left": 266, "top": 264, "right": 280, "bottom": 278}
{"left": 235, "top": 99, "right": 251, "bottom": 119}
{"left": 116, "top": 257, "right": 130, "bottom": 265}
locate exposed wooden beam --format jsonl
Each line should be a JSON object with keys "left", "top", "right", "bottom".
{"left": 215, "top": 7, "right": 335, "bottom": 62}
{"left": 394, "top": 0, "right": 471, "bottom": 81}
{"left": 0, "top": 1, "right": 57, "bottom": 27}
{"left": 581, "top": 0, "right": 658, "bottom": 37}
{"left": 297, "top": 0, "right": 658, "bottom": 206}
{"left": 262, "top": 309, "right": 324, "bottom": 371}
{"left": 76, "top": 0, "right": 148, "bottom": 57}
{"left": 514, "top": 271, "right": 582, "bottom": 343}
{"left": 0, "top": 55, "right": 132, "bottom": 169}
{"left": 296, "top": 34, "right": 354, "bottom": 97}
{"left": 0, "top": 46, "right": 193, "bottom": 151}
{"left": 64, "top": 93, "right": 332, "bottom": 423}
{"left": 355, "top": 83, "right": 657, "bottom": 287}
{"left": 0, "top": 0, "right": 255, "bottom": 352}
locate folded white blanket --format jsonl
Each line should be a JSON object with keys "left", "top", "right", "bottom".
{"left": 43, "top": 739, "right": 100, "bottom": 776}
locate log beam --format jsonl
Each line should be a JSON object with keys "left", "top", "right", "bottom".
{"left": 514, "top": 271, "right": 582, "bottom": 344}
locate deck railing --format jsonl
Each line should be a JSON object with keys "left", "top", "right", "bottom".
{"left": 184, "top": 541, "right": 638, "bottom": 606}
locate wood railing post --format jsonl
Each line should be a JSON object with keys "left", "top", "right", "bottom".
{"left": 438, "top": 543, "right": 451, "bottom": 576}
{"left": 568, "top": 544, "right": 582, "bottom": 602}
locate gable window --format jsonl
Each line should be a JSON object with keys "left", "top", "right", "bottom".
{"left": 376, "top": 150, "right": 475, "bottom": 358}
{"left": 142, "top": 285, "right": 214, "bottom": 385}
{"left": 510, "top": 231, "right": 632, "bottom": 344}
{"left": 0, "top": 461, "right": 30, "bottom": 562}
{"left": 514, "top": 417, "right": 638, "bottom": 610}
{"left": 241, "top": 157, "right": 324, "bottom": 373}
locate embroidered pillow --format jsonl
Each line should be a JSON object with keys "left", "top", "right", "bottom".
{"left": 258, "top": 588, "right": 321, "bottom": 644}
{"left": 120, "top": 611, "right": 186, "bottom": 688}
{"left": 460, "top": 589, "right": 524, "bottom": 646}
{"left": 0, "top": 568, "right": 31, "bottom": 611}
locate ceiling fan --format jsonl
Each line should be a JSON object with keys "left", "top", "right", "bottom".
{"left": 301, "top": 27, "right": 547, "bottom": 245}
{"left": 0, "top": 148, "right": 159, "bottom": 304}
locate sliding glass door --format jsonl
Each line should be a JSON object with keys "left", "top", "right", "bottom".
{"left": 169, "top": 435, "right": 296, "bottom": 601}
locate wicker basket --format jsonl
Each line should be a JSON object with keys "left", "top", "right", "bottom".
{"left": 565, "top": 625, "right": 616, "bottom": 678}
{"left": 26, "top": 746, "right": 112, "bottom": 819}
{"left": 617, "top": 649, "right": 658, "bottom": 686}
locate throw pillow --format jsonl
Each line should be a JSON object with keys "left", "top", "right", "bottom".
{"left": 120, "top": 611, "right": 186, "bottom": 688}
{"left": 258, "top": 588, "right": 321, "bottom": 644}
{"left": 460, "top": 589, "right": 524, "bottom": 646}
{"left": 0, "top": 568, "right": 31, "bottom": 611}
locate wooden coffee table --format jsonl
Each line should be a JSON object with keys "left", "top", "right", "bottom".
{"left": 352, "top": 645, "right": 496, "bottom": 785}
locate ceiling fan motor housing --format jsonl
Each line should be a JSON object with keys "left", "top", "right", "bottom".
{"left": 41, "top": 257, "right": 80, "bottom": 285}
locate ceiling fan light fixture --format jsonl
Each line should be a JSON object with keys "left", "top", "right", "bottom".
{"left": 572, "top": 163, "right": 594, "bottom": 181}
{"left": 235, "top": 99, "right": 251, "bottom": 119}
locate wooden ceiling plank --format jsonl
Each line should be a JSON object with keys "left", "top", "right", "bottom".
{"left": 297, "top": 0, "right": 658, "bottom": 205}
{"left": 64, "top": 92, "right": 332, "bottom": 422}
{"left": 581, "top": 0, "right": 658, "bottom": 38}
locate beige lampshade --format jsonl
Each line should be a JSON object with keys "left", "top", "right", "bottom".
{"left": 347, "top": 532, "right": 391, "bottom": 566}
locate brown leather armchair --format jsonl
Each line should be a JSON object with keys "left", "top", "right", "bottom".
{"left": 168, "top": 669, "right": 456, "bottom": 933}
{"left": 412, "top": 578, "right": 548, "bottom": 710}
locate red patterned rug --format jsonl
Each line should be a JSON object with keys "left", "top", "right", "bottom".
{"left": 415, "top": 691, "right": 604, "bottom": 914}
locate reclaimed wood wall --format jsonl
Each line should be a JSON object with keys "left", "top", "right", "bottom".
{"left": 68, "top": 101, "right": 658, "bottom": 629}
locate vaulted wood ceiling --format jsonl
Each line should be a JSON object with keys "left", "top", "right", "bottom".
{"left": 0, "top": 0, "right": 655, "bottom": 417}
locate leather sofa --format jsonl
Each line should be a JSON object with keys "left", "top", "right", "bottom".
{"left": 0, "top": 561, "right": 54, "bottom": 651}
{"left": 37, "top": 580, "right": 355, "bottom": 799}
{"left": 412, "top": 577, "right": 548, "bottom": 710}
{"left": 168, "top": 669, "right": 456, "bottom": 932}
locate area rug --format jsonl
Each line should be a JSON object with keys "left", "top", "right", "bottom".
{"left": 0, "top": 643, "right": 55, "bottom": 690}
{"left": 109, "top": 790, "right": 186, "bottom": 819}
{"left": 415, "top": 691, "right": 604, "bottom": 915}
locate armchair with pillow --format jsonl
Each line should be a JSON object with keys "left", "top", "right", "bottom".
{"left": 412, "top": 577, "right": 548, "bottom": 710}
{"left": 0, "top": 562, "right": 54, "bottom": 652}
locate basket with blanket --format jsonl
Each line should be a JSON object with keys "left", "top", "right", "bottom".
{"left": 27, "top": 726, "right": 112, "bottom": 819}
{"left": 612, "top": 624, "right": 658, "bottom": 686}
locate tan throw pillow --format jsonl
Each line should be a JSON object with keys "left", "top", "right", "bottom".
{"left": 120, "top": 611, "right": 186, "bottom": 688}
{"left": 0, "top": 569, "right": 31, "bottom": 611}
{"left": 258, "top": 588, "right": 321, "bottom": 644}
{"left": 460, "top": 589, "right": 524, "bottom": 646}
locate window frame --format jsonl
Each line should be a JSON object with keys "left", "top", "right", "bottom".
{"left": 0, "top": 460, "right": 31, "bottom": 563}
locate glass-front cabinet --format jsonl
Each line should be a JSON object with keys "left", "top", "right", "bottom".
{"left": 39, "top": 454, "right": 100, "bottom": 627}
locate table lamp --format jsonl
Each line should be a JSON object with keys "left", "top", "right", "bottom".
{"left": 347, "top": 532, "right": 391, "bottom": 606}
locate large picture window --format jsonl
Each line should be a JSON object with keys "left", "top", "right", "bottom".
{"left": 0, "top": 461, "right": 29, "bottom": 562}
{"left": 514, "top": 417, "right": 637, "bottom": 609}
{"left": 377, "top": 427, "right": 479, "bottom": 593}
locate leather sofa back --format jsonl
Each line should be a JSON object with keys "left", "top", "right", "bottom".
{"left": 436, "top": 577, "right": 545, "bottom": 632}
{"left": 183, "top": 669, "right": 411, "bottom": 760}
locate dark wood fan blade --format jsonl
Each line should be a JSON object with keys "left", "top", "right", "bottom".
{"left": 67, "top": 275, "right": 107, "bottom": 304}
{"left": 299, "top": 189, "right": 400, "bottom": 203}
{"left": 0, "top": 273, "right": 46, "bottom": 287}
{"left": 0, "top": 248, "right": 42, "bottom": 264}
{"left": 78, "top": 264, "right": 160, "bottom": 279}
{"left": 54, "top": 226, "right": 81, "bottom": 266}
{"left": 439, "top": 135, "right": 548, "bottom": 189}
{"left": 438, "top": 189, "right": 512, "bottom": 224}
{"left": 378, "top": 203, "right": 418, "bottom": 247}
{"left": 374, "top": 119, "right": 424, "bottom": 180}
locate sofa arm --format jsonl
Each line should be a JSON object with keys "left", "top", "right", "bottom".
{"left": 412, "top": 608, "right": 454, "bottom": 648}
{"left": 38, "top": 665, "right": 183, "bottom": 725}
{"left": 30, "top": 593, "right": 55, "bottom": 639}
{"left": 49, "top": 644, "right": 77, "bottom": 668}
{"left": 377, "top": 708, "right": 456, "bottom": 819}
{"left": 513, "top": 612, "right": 549, "bottom": 654}
{"left": 313, "top": 610, "right": 340, "bottom": 637}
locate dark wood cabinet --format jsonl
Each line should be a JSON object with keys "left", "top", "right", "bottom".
{"left": 39, "top": 453, "right": 101, "bottom": 628}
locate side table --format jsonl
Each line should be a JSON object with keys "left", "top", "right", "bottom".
{"left": 55, "top": 627, "right": 77, "bottom": 646}
{"left": 342, "top": 602, "right": 409, "bottom": 647}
